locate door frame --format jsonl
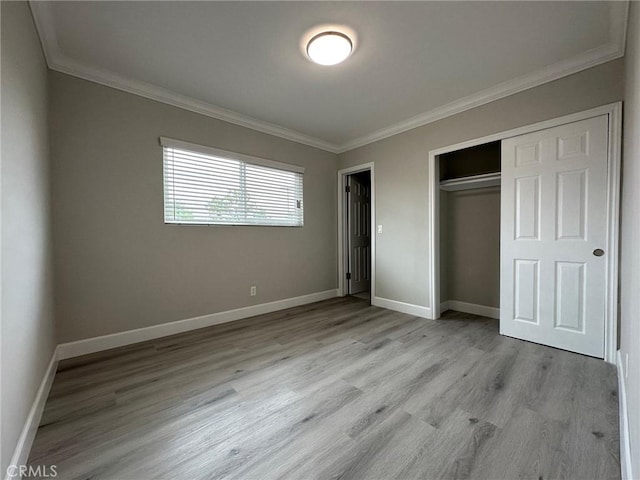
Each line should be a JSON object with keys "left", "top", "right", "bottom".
{"left": 338, "top": 163, "right": 375, "bottom": 299}
{"left": 427, "top": 102, "right": 622, "bottom": 364}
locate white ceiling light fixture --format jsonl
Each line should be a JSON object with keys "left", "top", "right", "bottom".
{"left": 306, "top": 31, "right": 353, "bottom": 66}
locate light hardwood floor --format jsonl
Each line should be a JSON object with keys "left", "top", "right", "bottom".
{"left": 28, "top": 297, "right": 620, "bottom": 479}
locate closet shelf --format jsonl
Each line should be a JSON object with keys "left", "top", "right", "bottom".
{"left": 439, "top": 172, "right": 501, "bottom": 191}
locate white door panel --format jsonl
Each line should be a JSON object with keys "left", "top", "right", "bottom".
{"left": 501, "top": 115, "right": 608, "bottom": 357}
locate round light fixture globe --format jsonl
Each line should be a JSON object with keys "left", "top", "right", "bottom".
{"left": 306, "top": 31, "right": 353, "bottom": 66}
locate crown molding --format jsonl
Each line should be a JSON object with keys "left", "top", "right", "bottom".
{"left": 28, "top": 2, "right": 341, "bottom": 154}
{"left": 29, "top": 1, "right": 628, "bottom": 156}
{"left": 337, "top": 43, "right": 626, "bottom": 153}
{"left": 50, "top": 54, "right": 342, "bottom": 154}
{"left": 336, "top": 1, "right": 628, "bottom": 153}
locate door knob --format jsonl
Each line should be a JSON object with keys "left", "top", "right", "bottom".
{"left": 593, "top": 249, "right": 605, "bottom": 257}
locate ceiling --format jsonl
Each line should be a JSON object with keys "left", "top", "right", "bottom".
{"left": 31, "top": 1, "right": 628, "bottom": 153}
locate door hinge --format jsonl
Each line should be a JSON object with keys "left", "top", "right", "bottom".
{"left": 345, "top": 185, "right": 351, "bottom": 193}
{"left": 346, "top": 272, "right": 351, "bottom": 280}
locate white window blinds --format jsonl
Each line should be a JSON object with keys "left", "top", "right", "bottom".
{"left": 161, "top": 138, "right": 304, "bottom": 226}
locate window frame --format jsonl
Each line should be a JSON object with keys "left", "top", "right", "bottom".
{"left": 160, "top": 137, "right": 305, "bottom": 227}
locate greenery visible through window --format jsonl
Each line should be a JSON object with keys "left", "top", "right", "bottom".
{"left": 162, "top": 138, "right": 304, "bottom": 226}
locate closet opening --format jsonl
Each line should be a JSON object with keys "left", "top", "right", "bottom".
{"left": 428, "top": 105, "right": 620, "bottom": 361}
{"left": 437, "top": 140, "right": 501, "bottom": 320}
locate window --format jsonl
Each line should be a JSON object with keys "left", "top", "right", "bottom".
{"left": 161, "top": 137, "right": 304, "bottom": 226}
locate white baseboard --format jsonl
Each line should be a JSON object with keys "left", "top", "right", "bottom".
{"left": 372, "top": 296, "right": 431, "bottom": 318}
{"left": 617, "top": 350, "right": 634, "bottom": 480}
{"left": 57, "top": 289, "right": 339, "bottom": 360}
{"left": 440, "top": 300, "right": 500, "bottom": 319}
{"left": 4, "top": 349, "right": 58, "bottom": 480}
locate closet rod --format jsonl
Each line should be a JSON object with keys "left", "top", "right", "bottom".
{"left": 439, "top": 172, "right": 501, "bottom": 192}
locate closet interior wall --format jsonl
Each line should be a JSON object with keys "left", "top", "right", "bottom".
{"left": 439, "top": 142, "right": 501, "bottom": 312}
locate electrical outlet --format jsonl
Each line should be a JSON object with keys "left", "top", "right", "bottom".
{"left": 377, "top": 224, "right": 383, "bottom": 234}
{"left": 250, "top": 285, "right": 257, "bottom": 297}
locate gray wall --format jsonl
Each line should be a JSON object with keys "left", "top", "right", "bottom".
{"left": 338, "top": 59, "right": 624, "bottom": 309}
{"left": 50, "top": 73, "right": 338, "bottom": 343}
{"left": 1, "top": 2, "right": 57, "bottom": 473}
{"left": 441, "top": 187, "right": 500, "bottom": 308}
{"left": 621, "top": 2, "right": 640, "bottom": 476}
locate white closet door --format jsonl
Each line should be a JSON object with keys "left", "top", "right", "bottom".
{"left": 500, "top": 115, "right": 608, "bottom": 357}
